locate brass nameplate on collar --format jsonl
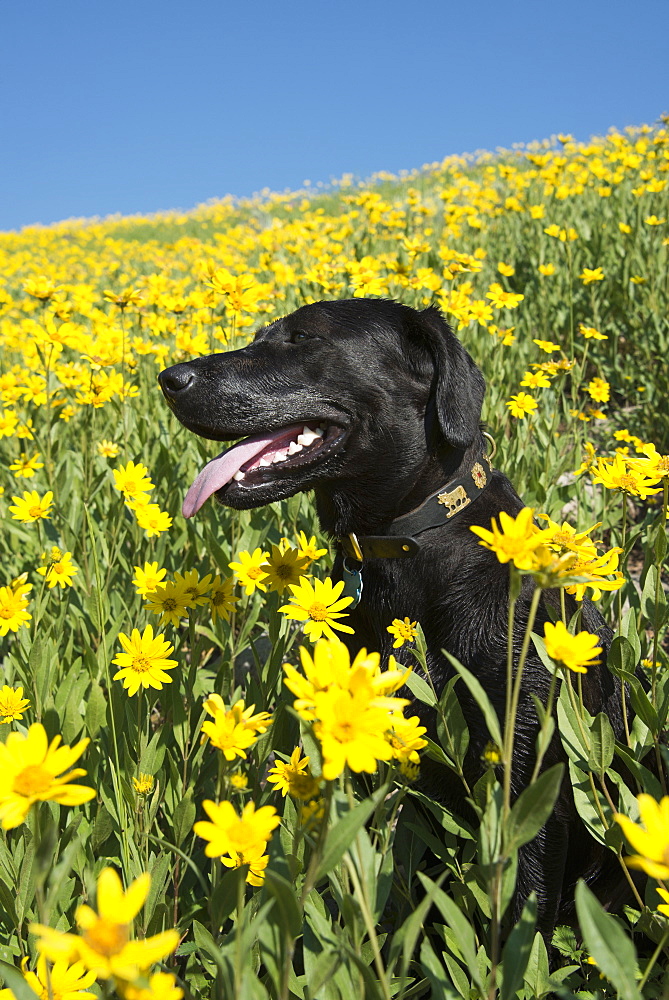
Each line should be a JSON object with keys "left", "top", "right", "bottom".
{"left": 437, "top": 485, "right": 471, "bottom": 518}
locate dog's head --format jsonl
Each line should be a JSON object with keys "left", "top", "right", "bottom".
{"left": 159, "top": 299, "right": 485, "bottom": 522}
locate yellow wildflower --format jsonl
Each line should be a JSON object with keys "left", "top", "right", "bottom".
{"left": 0, "top": 723, "right": 95, "bottom": 829}
{"left": 31, "top": 868, "right": 178, "bottom": 979}
{"left": 279, "top": 576, "right": 354, "bottom": 641}
{"left": 543, "top": 620, "right": 602, "bottom": 674}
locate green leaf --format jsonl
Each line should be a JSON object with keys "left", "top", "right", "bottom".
{"left": 557, "top": 681, "right": 590, "bottom": 766}
{"left": 0, "top": 961, "right": 40, "bottom": 1000}
{"left": 192, "top": 918, "right": 229, "bottom": 979}
{"left": 210, "top": 866, "right": 248, "bottom": 929}
{"left": 15, "top": 838, "right": 35, "bottom": 926}
{"left": 575, "top": 881, "right": 641, "bottom": 1000}
{"left": 530, "top": 633, "right": 558, "bottom": 676}
{"left": 338, "top": 938, "right": 385, "bottom": 1000}
{"left": 423, "top": 737, "right": 457, "bottom": 769}
{"left": 144, "top": 852, "right": 172, "bottom": 927}
{"left": 478, "top": 779, "right": 503, "bottom": 867}
{"left": 388, "top": 871, "right": 446, "bottom": 978}
{"left": 621, "top": 609, "right": 641, "bottom": 662}
{"left": 172, "top": 788, "right": 196, "bottom": 847}
{"left": 304, "top": 896, "right": 353, "bottom": 998}
{"left": 263, "top": 869, "right": 303, "bottom": 940}
{"left": 417, "top": 872, "right": 486, "bottom": 997}
{"left": 654, "top": 522, "right": 667, "bottom": 564}
{"left": 607, "top": 635, "right": 638, "bottom": 678}
{"left": 90, "top": 804, "right": 115, "bottom": 850}
{"left": 587, "top": 713, "right": 615, "bottom": 774}
{"left": 34, "top": 814, "right": 58, "bottom": 887}
{"left": 314, "top": 785, "right": 387, "bottom": 882}
{"left": 500, "top": 893, "right": 537, "bottom": 1000}
{"left": 404, "top": 668, "right": 437, "bottom": 707}
{"left": 408, "top": 788, "right": 475, "bottom": 839}
{"left": 239, "top": 969, "right": 270, "bottom": 1000}
{"left": 505, "top": 764, "right": 564, "bottom": 856}
{"left": 621, "top": 671, "right": 659, "bottom": 732}
{"left": 442, "top": 650, "right": 502, "bottom": 748}
{"left": 419, "top": 938, "right": 461, "bottom": 1000}
{"left": 614, "top": 743, "right": 663, "bottom": 799}
{"left": 84, "top": 680, "right": 108, "bottom": 739}
{"left": 641, "top": 564, "right": 667, "bottom": 625}
{"left": 568, "top": 760, "right": 609, "bottom": 846}
{"left": 437, "top": 677, "right": 470, "bottom": 768}
{"left": 523, "top": 932, "right": 552, "bottom": 999}
{"left": 299, "top": 720, "right": 322, "bottom": 779}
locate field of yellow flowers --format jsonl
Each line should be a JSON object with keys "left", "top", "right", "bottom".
{"left": 0, "top": 118, "right": 668, "bottom": 1000}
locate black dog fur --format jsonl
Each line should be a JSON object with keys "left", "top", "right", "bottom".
{"left": 159, "top": 298, "right": 631, "bottom": 936}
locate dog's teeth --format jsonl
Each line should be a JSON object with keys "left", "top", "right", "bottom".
{"left": 313, "top": 425, "right": 324, "bottom": 438}
{"left": 297, "top": 429, "right": 319, "bottom": 446}
{"left": 272, "top": 451, "right": 287, "bottom": 464}
{"left": 233, "top": 471, "right": 245, "bottom": 481}
{"left": 259, "top": 458, "right": 271, "bottom": 467}
{"left": 288, "top": 441, "right": 303, "bottom": 455}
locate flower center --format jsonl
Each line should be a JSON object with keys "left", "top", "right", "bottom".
{"left": 246, "top": 566, "right": 264, "bottom": 580}
{"left": 276, "top": 564, "right": 294, "bottom": 579}
{"left": 331, "top": 720, "right": 356, "bottom": 742}
{"left": 14, "top": 765, "right": 53, "bottom": 797}
{"left": 28, "top": 506, "right": 43, "bottom": 518}
{"left": 0, "top": 607, "right": 15, "bottom": 619}
{"left": 290, "top": 773, "right": 319, "bottom": 799}
{"left": 132, "top": 656, "right": 152, "bottom": 673}
{"left": 620, "top": 474, "right": 637, "bottom": 491}
{"left": 83, "top": 918, "right": 128, "bottom": 957}
{"left": 308, "top": 602, "right": 329, "bottom": 622}
{"left": 228, "top": 821, "right": 258, "bottom": 853}
{"left": 163, "top": 598, "right": 177, "bottom": 611}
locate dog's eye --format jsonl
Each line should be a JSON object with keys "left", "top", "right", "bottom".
{"left": 288, "top": 331, "right": 307, "bottom": 344}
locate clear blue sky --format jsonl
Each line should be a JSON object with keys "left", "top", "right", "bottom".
{"left": 1, "top": 0, "right": 667, "bottom": 232}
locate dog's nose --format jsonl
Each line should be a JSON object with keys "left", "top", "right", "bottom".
{"left": 158, "top": 365, "right": 195, "bottom": 395}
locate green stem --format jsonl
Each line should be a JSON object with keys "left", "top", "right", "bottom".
{"left": 344, "top": 854, "right": 392, "bottom": 1000}
{"left": 638, "top": 926, "right": 669, "bottom": 989}
{"left": 651, "top": 479, "right": 669, "bottom": 706}
{"left": 299, "top": 781, "right": 334, "bottom": 905}
{"left": 530, "top": 663, "right": 560, "bottom": 783}
{"left": 137, "top": 686, "right": 144, "bottom": 782}
{"left": 617, "top": 494, "right": 632, "bottom": 746}
{"left": 503, "top": 584, "right": 542, "bottom": 819}
{"left": 617, "top": 492, "right": 629, "bottom": 633}
{"left": 84, "top": 506, "right": 129, "bottom": 871}
{"left": 119, "top": 306, "right": 129, "bottom": 458}
{"left": 233, "top": 867, "right": 245, "bottom": 996}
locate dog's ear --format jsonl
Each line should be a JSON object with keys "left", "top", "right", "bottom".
{"left": 411, "top": 306, "right": 485, "bottom": 450}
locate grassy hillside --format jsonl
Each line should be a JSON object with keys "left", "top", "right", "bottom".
{"left": 0, "top": 119, "right": 668, "bottom": 999}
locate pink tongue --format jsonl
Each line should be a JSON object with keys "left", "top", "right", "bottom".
{"left": 182, "top": 425, "right": 303, "bottom": 518}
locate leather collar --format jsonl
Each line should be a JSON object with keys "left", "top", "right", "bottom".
{"left": 340, "top": 452, "right": 493, "bottom": 562}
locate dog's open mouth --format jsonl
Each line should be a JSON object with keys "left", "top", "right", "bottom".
{"left": 182, "top": 421, "right": 346, "bottom": 517}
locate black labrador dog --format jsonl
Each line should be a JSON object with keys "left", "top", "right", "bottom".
{"left": 158, "top": 298, "right": 627, "bottom": 935}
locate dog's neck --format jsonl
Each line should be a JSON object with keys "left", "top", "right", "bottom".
{"left": 314, "top": 432, "right": 487, "bottom": 538}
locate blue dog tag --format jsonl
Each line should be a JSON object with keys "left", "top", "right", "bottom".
{"left": 341, "top": 559, "right": 363, "bottom": 609}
